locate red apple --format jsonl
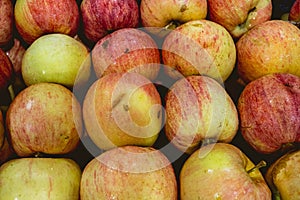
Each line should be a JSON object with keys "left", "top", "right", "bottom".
{"left": 80, "top": 0, "right": 140, "bottom": 43}
{"left": 0, "top": 110, "right": 14, "bottom": 165}
{"left": 162, "top": 20, "right": 236, "bottom": 83}
{"left": 80, "top": 146, "right": 177, "bottom": 199}
{"left": 0, "top": 157, "right": 81, "bottom": 199}
{"left": 82, "top": 72, "right": 163, "bottom": 151}
{"left": 6, "top": 82, "right": 83, "bottom": 157}
{"left": 14, "top": 0, "right": 80, "bottom": 44}
{"left": 265, "top": 149, "right": 300, "bottom": 200}
{"left": 236, "top": 20, "right": 300, "bottom": 83}
{"left": 0, "top": 0, "right": 13, "bottom": 47}
{"left": 289, "top": 0, "right": 300, "bottom": 22}
{"left": 180, "top": 143, "right": 271, "bottom": 199}
{"left": 237, "top": 73, "right": 300, "bottom": 154}
{"left": 92, "top": 28, "right": 161, "bottom": 81}
{"left": 207, "top": 0, "right": 272, "bottom": 38}
{"left": 164, "top": 75, "right": 239, "bottom": 154}
{"left": 0, "top": 48, "right": 13, "bottom": 90}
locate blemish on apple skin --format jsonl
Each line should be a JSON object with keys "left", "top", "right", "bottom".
{"left": 180, "top": 5, "right": 187, "bottom": 12}
{"left": 112, "top": 93, "right": 126, "bottom": 108}
{"left": 124, "top": 48, "right": 130, "bottom": 53}
{"left": 102, "top": 40, "right": 109, "bottom": 49}
{"left": 123, "top": 104, "right": 129, "bottom": 111}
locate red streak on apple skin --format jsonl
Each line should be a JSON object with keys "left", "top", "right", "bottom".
{"left": 238, "top": 73, "right": 300, "bottom": 154}
{"left": 289, "top": 0, "right": 300, "bottom": 21}
{"left": 0, "top": 0, "right": 13, "bottom": 46}
{"left": 0, "top": 49, "right": 13, "bottom": 90}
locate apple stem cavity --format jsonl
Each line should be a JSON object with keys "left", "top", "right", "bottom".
{"left": 164, "top": 21, "right": 181, "bottom": 31}
{"left": 247, "top": 160, "right": 267, "bottom": 174}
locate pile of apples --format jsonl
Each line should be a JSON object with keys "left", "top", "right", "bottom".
{"left": 0, "top": 0, "right": 300, "bottom": 199}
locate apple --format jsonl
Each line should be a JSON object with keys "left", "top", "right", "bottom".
{"left": 0, "top": 48, "right": 13, "bottom": 91}
{"left": 180, "top": 143, "right": 271, "bottom": 199}
{"left": 289, "top": 0, "right": 300, "bottom": 22}
{"left": 140, "top": 0, "right": 207, "bottom": 36}
{"left": 164, "top": 75, "right": 239, "bottom": 154}
{"left": 236, "top": 20, "right": 300, "bottom": 83}
{"left": 80, "top": 145, "right": 177, "bottom": 199}
{"left": 265, "top": 149, "right": 300, "bottom": 200}
{"left": 0, "top": 110, "right": 4, "bottom": 151}
{"left": 0, "top": 157, "right": 81, "bottom": 199}
{"left": 237, "top": 73, "right": 300, "bottom": 154}
{"left": 91, "top": 28, "right": 161, "bottom": 81}
{"left": 0, "top": 0, "right": 13, "bottom": 48}
{"left": 207, "top": 0, "right": 272, "bottom": 38}
{"left": 162, "top": 20, "right": 236, "bottom": 83}
{"left": 82, "top": 72, "right": 163, "bottom": 151}
{"left": 6, "top": 82, "right": 83, "bottom": 157}
{"left": 21, "top": 33, "right": 90, "bottom": 88}
{"left": 14, "top": 0, "right": 80, "bottom": 44}
{"left": 80, "top": 0, "right": 140, "bottom": 43}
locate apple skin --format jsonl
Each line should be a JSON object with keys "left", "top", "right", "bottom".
{"left": 0, "top": 110, "right": 14, "bottom": 165}
{"left": 0, "top": 48, "right": 13, "bottom": 90}
{"left": 162, "top": 20, "right": 236, "bottom": 83}
{"left": 140, "top": 0, "right": 207, "bottom": 29}
{"left": 265, "top": 149, "right": 300, "bottom": 200}
{"left": 237, "top": 73, "right": 300, "bottom": 154}
{"left": 180, "top": 143, "right": 271, "bottom": 199}
{"left": 21, "top": 33, "right": 90, "bottom": 88}
{"left": 80, "top": 145, "right": 177, "bottom": 199}
{"left": 83, "top": 72, "right": 163, "bottom": 151}
{"left": 207, "top": 0, "right": 272, "bottom": 38}
{"left": 6, "top": 82, "right": 83, "bottom": 157}
{"left": 0, "top": 0, "right": 13, "bottom": 47}
{"left": 14, "top": 0, "right": 80, "bottom": 44}
{"left": 236, "top": 20, "right": 300, "bottom": 83}
{"left": 289, "top": 0, "right": 300, "bottom": 21}
{"left": 164, "top": 75, "right": 239, "bottom": 154}
{"left": 0, "top": 110, "right": 4, "bottom": 152}
{"left": 80, "top": 0, "right": 140, "bottom": 43}
{"left": 0, "top": 157, "right": 81, "bottom": 200}
{"left": 92, "top": 28, "right": 161, "bottom": 81}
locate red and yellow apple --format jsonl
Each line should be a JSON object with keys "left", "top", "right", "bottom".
{"left": 236, "top": 20, "right": 300, "bottom": 83}
{"left": 80, "top": 146, "right": 177, "bottom": 199}
{"left": 14, "top": 0, "right": 80, "bottom": 44}
{"left": 83, "top": 72, "right": 163, "bottom": 151}
{"left": 165, "top": 75, "right": 239, "bottom": 154}
{"left": 162, "top": 20, "right": 236, "bottom": 83}
{"left": 0, "top": 158, "right": 81, "bottom": 199}
{"left": 0, "top": 48, "right": 13, "bottom": 91}
{"left": 0, "top": 0, "right": 13, "bottom": 47}
{"left": 180, "top": 143, "right": 271, "bottom": 199}
{"left": 289, "top": 0, "right": 300, "bottom": 21}
{"left": 207, "top": 0, "right": 272, "bottom": 38}
{"left": 238, "top": 73, "right": 300, "bottom": 154}
{"left": 6, "top": 82, "right": 83, "bottom": 157}
{"left": 91, "top": 28, "right": 161, "bottom": 81}
{"left": 0, "top": 110, "right": 13, "bottom": 165}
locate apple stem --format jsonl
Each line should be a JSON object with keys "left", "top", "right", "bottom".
{"left": 164, "top": 21, "right": 180, "bottom": 30}
{"left": 7, "top": 84, "right": 15, "bottom": 101}
{"left": 247, "top": 160, "right": 267, "bottom": 174}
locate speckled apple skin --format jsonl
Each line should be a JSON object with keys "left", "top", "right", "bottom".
{"left": 0, "top": 0, "right": 13, "bottom": 46}
{"left": 92, "top": 28, "right": 161, "bottom": 81}
{"left": 80, "top": 0, "right": 139, "bottom": 43}
{"left": 207, "top": 0, "right": 272, "bottom": 38}
{"left": 80, "top": 146, "right": 177, "bottom": 200}
{"left": 238, "top": 73, "right": 300, "bottom": 154}
{"left": 237, "top": 20, "right": 300, "bottom": 83}
{"left": 180, "top": 143, "right": 271, "bottom": 200}
{"left": 289, "top": 0, "right": 300, "bottom": 21}
{"left": 6, "top": 83, "right": 83, "bottom": 157}
{"left": 14, "top": 0, "right": 79, "bottom": 44}
{"left": 0, "top": 48, "right": 13, "bottom": 90}
{"left": 0, "top": 158, "right": 81, "bottom": 200}
{"left": 165, "top": 75, "right": 239, "bottom": 154}
{"left": 162, "top": 20, "right": 236, "bottom": 82}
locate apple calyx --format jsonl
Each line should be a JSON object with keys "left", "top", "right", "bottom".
{"left": 247, "top": 160, "right": 267, "bottom": 174}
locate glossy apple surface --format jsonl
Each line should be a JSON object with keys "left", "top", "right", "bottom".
{"left": 83, "top": 72, "right": 162, "bottom": 151}
{"left": 0, "top": 48, "right": 13, "bottom": 90}
{"left": 180, "top": 143, "right": 271, "bottom": 199}
{"left": 80, "top": 0, "right": 140, "bottom": 43}
{"left": 0, "top": 158, "right": 81, "bottom": 200}
{"left": 165, "top": 75, "right": 239, "bottom": 154}
{"left": 14, "top": 0, "right": 79, "bottom": 44}
{"left": 289, "top": 0, "right": 300, "bottom": 21}
{"left": 80, "top": 146, "right": 177, "bottom": 199}
{"left": 207, "top": 0, "right": 272, "bottom": 38}
{"left": 238, "top": 73, "right": 300, "bottom": 154}
{"left": 162, "top": 20, "right": 236, "bottom": 82}
{"left": 236, "top": 20, "right": 300, "bottom": 83}
{"left": 21, "top": 33, "right": 90, "bottom": 88}
{"left": 6, "top": 82, "right": 83, "bottom": 157}
{"left": 92, "top": 28, "right": 161, "bottom": 81}
{"left": 266, "top": 149, "right": 300, "bottom": 200}
{"left": 0, "top": 0, "right": 13, "bottom": 47}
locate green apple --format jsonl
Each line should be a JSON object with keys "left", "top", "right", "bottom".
{"left": 21, "top": 33, "right": 90, "bottom": 88}
{"left": 0, "top": 157, "right": 81, "bottom": 200}
{"left": 180, "top": 143, "right": 271, "bottom": 199}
